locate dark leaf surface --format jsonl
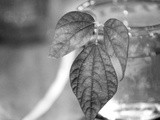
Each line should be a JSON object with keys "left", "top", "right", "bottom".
{"left": 49, "top": 11, "right": 95, "bottom": 58}
{"left": 70, "top": 42, "right": 118, "bottom": 120}
{"left": 95, "top": 114, "right": 109, "bottom": 120}
{"left": 104, "top": 19, "right": 129, "bottom": 80}
{"left": 81, "top": 114, "right": 109, "bottom": 120}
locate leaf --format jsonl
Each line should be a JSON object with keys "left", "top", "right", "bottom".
{"left": 104, "top": 19, "right": 129, "bottom": 80}
{"left": 49, "top": 11, "right": 95, "bottom": 58}
{"left": 81, "top": 114, "right": 109, "bottom": 120}
{"left": 95, "top": 114, "right": 109, "bottom": 120}
{"left": 70, "top": 42, "right": 118, "bottom": 120}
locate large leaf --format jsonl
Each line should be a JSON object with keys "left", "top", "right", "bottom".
{"left": 49, "top": 11, "right": 95, "bottom": 58}
{"left": 81, "top": 114, "right": 109, "bottom": 120}
{"left": 70, "top": 42, "right": 118, "bottom": 120}
{"left": 104, "top": 19, "right": 129, "bottom": 80}
{"left": 95, "top": 114, "right": 109, "bottom": 120}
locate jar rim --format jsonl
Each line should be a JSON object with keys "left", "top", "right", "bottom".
{"left": 78, "top": 0, "right": 160, "bottom": 31}
{"left": 93, "top": 0, "right": 160, "bottom": 6}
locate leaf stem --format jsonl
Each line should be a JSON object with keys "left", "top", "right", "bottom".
{"left": 94, "top": 22, "right": 104, "bottom": 45}
{"left": 95, "top": 28, "right": 98, "bottom": 45}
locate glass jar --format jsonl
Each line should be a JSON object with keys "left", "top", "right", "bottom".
{"left": 78, "top": 0, "right": 160, "bottom": 120}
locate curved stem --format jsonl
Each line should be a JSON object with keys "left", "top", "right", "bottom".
{"left": 94, "top": 0, "right": 160, "bottom": 6}
{"left": 22, "top": 52, "right": 75, "bottom": 120}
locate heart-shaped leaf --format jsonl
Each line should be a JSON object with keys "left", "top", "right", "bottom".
{"left": 104, "top": 19, "right": 129, "bottom": 80}
{"left": 95, "top": 114, "right": 109, "bottom": 120}
{"left": 70, "top": 42, "right": 118, "bottom": 120}
{"left": 81, "top": 114, "right": 109, "bottom": 120}
{"left": 49, "top": 11, "right": 95, "bottom": 58}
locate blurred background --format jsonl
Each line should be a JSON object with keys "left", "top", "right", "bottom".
{"left": 0, "top": 0, "right": 86, "bottom": 120}
{"left": 0, "top": 0, "right": 160, "bottom": 120}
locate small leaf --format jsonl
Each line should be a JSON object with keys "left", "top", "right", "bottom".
{"left": 104, "top": 19, "right": 129, "bottom": 80}
{"left": 49, "top": 11, "right": 95, "bottom": 58}
{"left": 70, "top": 42, "right": 118, "bottom": 120}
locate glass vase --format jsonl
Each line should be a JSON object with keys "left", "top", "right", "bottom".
{"left": 78, "top": 0, "right": 160, "bottom": 120}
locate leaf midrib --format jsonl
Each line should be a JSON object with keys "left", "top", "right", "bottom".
{"left": 54, "top": 23, "right": 94, "bottom": 57}
{"left": 56, "top": 21, "right": 94, "bottom": 29}
{"left": 89, "top": 46, "right": 96, "bottom": 120}
{"left": 104, "top": 26, "right": 129, "bottom": 79}
{"left": 75, "top": 45, "right": 94, "bottom": 96}
{"left": 97, "top": 45, "right": 110, "bottom": 101}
